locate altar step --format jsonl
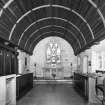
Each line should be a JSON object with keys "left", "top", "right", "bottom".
{"left": 33, "top": 79, "right": 73, "bottom": 84}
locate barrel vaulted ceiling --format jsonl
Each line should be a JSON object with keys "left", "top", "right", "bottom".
{"left": 0, "top": 0, "right": 105, "bottom": 55}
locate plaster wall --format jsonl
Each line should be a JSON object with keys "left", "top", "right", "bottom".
{"left": 17, "top": 50, "right": 30, "bottom": 74}
{"left": 30, "top": 37, "right": 77, "bottom": 78}
{"left": 78, "top": 39, "right": 105, "bottom": 73}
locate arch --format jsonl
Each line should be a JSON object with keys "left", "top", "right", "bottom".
{"left": 23, "top": 25, "right": 81, "bottom": 49}
{"left": 18, "top": 17, "right": 86, "bottom": 48}
{"left": 18, "top": 17, "right": 86, "bottom": 46}
{"left": 9, "top": 4, "right": 94, "bottom": 42}
{"left": 0, "top": 0, "right": 104, "bottom": 55}
{"left": 1, "top": 0, "right": 105, "bottom": 28}
{"left": 88, "top": 0, "right": 105, "bottom": 27}
{"left": 28, "top": 31, "right": 78, "bottom": 54}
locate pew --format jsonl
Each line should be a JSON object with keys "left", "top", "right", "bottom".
{"left": 96, "top": 75, "right": 105, "bottom": 105}
{"left": 16, "top": 73, "right": 33, "bottom": 100}
{"left": 73, "top": 72, "right": 88, "bottom": 100}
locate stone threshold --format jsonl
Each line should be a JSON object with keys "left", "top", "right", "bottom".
{"left": 33, "top": 79, "right": 73, "bottom": 84}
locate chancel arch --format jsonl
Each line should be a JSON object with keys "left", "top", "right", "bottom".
{"left": 30, "top": 36, "right": 76, "bottom": 79}
{"left": 27, "top": 31, "right": 79, "bottom": 54}
{"left": 23, "top": 25, "right": 81, "bottom": 52}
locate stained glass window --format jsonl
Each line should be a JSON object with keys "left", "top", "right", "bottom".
{"left": 46, "top": 39, "right": 61, "bottom": 65}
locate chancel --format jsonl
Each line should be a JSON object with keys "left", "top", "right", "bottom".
{"left": 1, "top": 0, "right": 105, "bottom": 105}
{"left": 43, "top": 38, "right": 64, "bottom": 79}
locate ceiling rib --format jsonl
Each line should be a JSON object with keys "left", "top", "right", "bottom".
{"left": 28, "top": 31, "right": 78, "bottom": 53}
{"left": 23, "top": 25, "right": 81, "bottom": 49}
{"left": 9, "top": 4, "right": 93, "bottom": 42}
{"left": 18, "top": 17, "right": 86, "bottom": 46}
{"left": 0, "top": 0, "right": 104, "bottom": 55}
{"left": 88, "top": 0, "right": 105, "bottom": 27}
{"left": 53, "top": 5, "right": 94, "bottom": 39}
{"left": 3, "top": 0, "right": 14, "bottom": 9}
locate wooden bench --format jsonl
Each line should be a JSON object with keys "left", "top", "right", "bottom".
{"left": 96, "top": 76, "right": 105, "bottom": 105}
{"left": 16, "top": 73, "right": 33, "bottom": 100}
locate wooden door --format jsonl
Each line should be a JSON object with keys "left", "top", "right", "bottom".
{"left": 4, "top": 51, "right": 11, "bottom": 75}
{"left": 0, "top": 49, "right": 5, "bottom": 75}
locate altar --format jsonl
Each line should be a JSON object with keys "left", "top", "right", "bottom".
{"left": 43, "top": 65, "right": 64, "bottom": 79}
{"left": 43, "top": 38, "right": 64, "bottom": 79}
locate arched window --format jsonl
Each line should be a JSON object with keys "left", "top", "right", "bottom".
{"left": 46, "top": 39, "right": 61, "bottom": 65}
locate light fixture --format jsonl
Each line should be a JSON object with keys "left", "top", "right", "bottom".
{"left": 4, "top": 42, "right": 9, "bottom": 45}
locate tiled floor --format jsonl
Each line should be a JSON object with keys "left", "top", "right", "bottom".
{"left": 17, "top": 83, "right": 101, "bottom": 105}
